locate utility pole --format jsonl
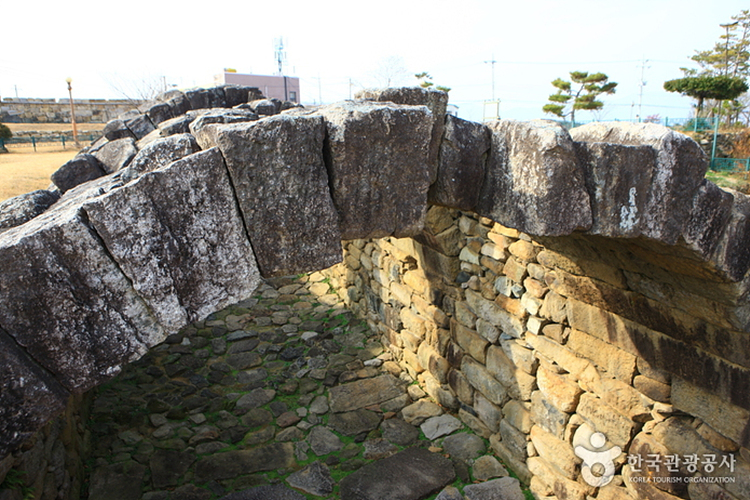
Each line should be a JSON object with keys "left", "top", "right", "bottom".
{"left": 720, "top": 22, "right": 739, "bottom": 76}
{"left": 484, "top": 54, "right": 497, "bottom": 101}
{"left": 65, "top": 78, "right": 80, "bottom": 149}
{"left": 637, "top": 58, "right": 650, "bottom": 122}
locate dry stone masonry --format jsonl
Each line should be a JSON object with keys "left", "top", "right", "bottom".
{"left": 1, "top": 84, "right": 750, "bottom": 500}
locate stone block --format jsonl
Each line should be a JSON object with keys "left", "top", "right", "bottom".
{"left": 499, "top": 418, "right": 528, "bottom": 460}
{"left": 356, "top": 86, "right": 448, "bottom": 182}
{"left": 566, "top": 328, "right": 636, "bottom": 383}
{"left": 671, "top": 377, "right": 749, "bottom": 448}
{"left": 214, "top": 114, "right": 342, "bottom": 277}
{"left": 0, "top": 177, "right": 164, "bottom": 392}
{"left": 92, "top": 137, "right": 137, "bottom": 173}
{"left": 476, "top": 120, "right": 591, "bottom": 237}
{"left": 448, "top": 369, "right": 474, "bottom": 406}
{"left": 503, "top": 399, "right": 533, "bottom": 434}
{"left": 83, "top": 149, "right": 261, "bottom": 334}
{"left": 487, "top": 345, "right": 537, "bottom": 401}
{"left": 429, "top": 114, "right": 490, "bottom": 210}
{"left": 474, "top": 391, "right": 503, "bottom": 433}
{"left": 536, "top": 366, "right": 582, "bottom": 413}
{"left": 119, "top": 133, "right": 200, "bottom": 183}
{"left": 455, "top": 301, "right": 478, "bottom": 328}
{"left": 0, "top": 327, "right": 70, "bottom": 458}
{"left": 529, "top": 425, "right": 580, "bottom": 480}
{"left": 314, "top": 100, "right": 433, "bottom": 239}
{"left": 576, "top": 393, "right": 636, "bottom": 448}
{"left": 490, "top": 434, "right": 532, "bottom": 484}
{"left": 525, "top": 332, "right": 590, "bottom": 380}
{"left": 124, "top": 113, "right": 156, "bottom": 140}
{"left": 508, "top": 239, "right": 540, "bottom": 262}
{"left": 503, "top": 257, "right": 528, "bottom": 283}
{"left": 461, "top": 356, "right": 508, "bottom": 406}
{"left": 466, "top": 289, "right": 525, "bottom": 338}
{"left": 570, "top": 122, "right": 708, "bottom": 245}
{"left": 501, "top": 340, "right": 538, "bottom": 375}
{"left": 418, "top": 342, "right": 449, "bottom": 384}
{"left": 539, "top": 291, "right": 567, "bottom": 323}
{"left": 452, "top": 320, "right": 489, "bottom": 364}
{"left": 627, "top": 432, "right": 687, "bottom": 497}
{"left": 633, "top": 375, "right": 670, "bottom": 403}
{"left": 476, "top": 318, "right": 500, "bottom": 344}
{"left": 51, "top": 154, "right": 106, "bottom": 193}
{"left": 494, "top": 293, "right": 526, "bottom": 318}
{"left": 0, "top": 189, "right": 60, "bottom": 233}
{"left": 527, "top": 457, "right": 589, "bottom": 500}
{"left": 531, "top": 391, "right": 570, "bottom": 440}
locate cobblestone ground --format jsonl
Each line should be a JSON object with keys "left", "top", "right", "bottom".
{"left": 84, "top": 273, "right": 527, "bottom": 500}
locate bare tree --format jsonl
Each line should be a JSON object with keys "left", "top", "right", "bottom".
{"left": 371, "top": 56, "right": 410, "bottom": 88}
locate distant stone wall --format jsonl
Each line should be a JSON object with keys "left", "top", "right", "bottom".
{"left": 1, "top": 85, "right": 750, "bottom": 500}
{"left": 0, "top": 98, "right": 143, "bottom": 123}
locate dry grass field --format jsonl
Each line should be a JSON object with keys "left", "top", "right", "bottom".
{"left": 0, "top": 148, "right": 78, "bottom": 201}
{"left": 0, "top": 123, "right": 106, "bottom": 202}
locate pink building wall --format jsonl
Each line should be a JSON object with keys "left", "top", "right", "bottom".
{"left": 215, "top": 72, "right": 301, "bottom": 103}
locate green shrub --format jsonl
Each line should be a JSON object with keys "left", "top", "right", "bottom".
{"left": 0, "top": 123, "right": 11, "bottom": 140}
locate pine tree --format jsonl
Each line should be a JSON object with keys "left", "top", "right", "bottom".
{"left": 542, "top": 71, "right": 617, "bottom": 125}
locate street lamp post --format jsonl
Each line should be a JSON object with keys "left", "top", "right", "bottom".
{"left": 65, "top": 78, "right": 80, "bottom": 149}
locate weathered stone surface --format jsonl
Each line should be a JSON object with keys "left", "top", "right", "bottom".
{"left": 149, "top": 450, "right": 195, "bottom": 488}
{"left": 327, "top": 409, "right": 382, "bottom": 436}
{"left": 248, "top": 98, "right": 278, "bottom": 115}
{"left": 83, "top": 148, "right": 261, "bottom": 334}
{"left": 0, "top": 178, "right": 163, "bottom": 392}
{"left": 463, "top": 477, "right": 524, "bottom": 500}
{"left": 442, "top": 432, "right": 486, "bottom": 462}
{"left": 530, "top": 390, "right": 570, "bottom": 440}
{"left": 486, "top": 345, "right": 537, "bottom": 401}
{"left": 671, "top": 377, "right": 750, "bottom": 448}
{"left": 215, "top": 114, "right": 342, "bottom": 277}
{"left": 529, "top": 425, "right": 580, "bottom": 479}
{"left": 93, "top": 137, "right": 138, "bottom": 173}
{"left": 576, "top": 393, "right": 635, "bottom": 448}
{"left": 461, "top": 356, "right": 507, "bottom": 406}
{"left": 194, "top": 442, "right": 294, "bottom": 482}
{"left": 356, "top": 86, "right": 448, "bottom": 183}
{"left": 380, "top": 418, "right": 420, "bottom": 446}
{"left": 401, "top": 399, "right": 444, "bottom": 426}
{"left": 125, "top": 114, "right": 156, "bottom": 140}
{"left": 536, "top": 366, "right": 582, "bottom": 413}
{"left": 51, "top": 154, "right": 106, "bottom": 193}
{"left": 421, "top": 414, "right": 462, "bottom": 440}
{"left": 88, "top": 462, "right": 146, "bottom": 500}
{"left": 285, "top": 461, "right": 334, "bottom": 496}
{"left": 328, "top": 374, "right": 404, "bottom": 413}
{"left": 103, "top": 119, "right": 136, "bottom": 141}
{"left": 186, "top": 87, "right": 226, "bottom": 110}
{"left": 0, "top": 327, "right": 69, "bottom": 457}
{"left": 571, "top": 121, "right": 708, "bottom": 245}
{"left": 709, "top": 188, "right": 750, "bottom": 281}
{"left": 472, "top": 455, "right": 509, "bottom": 481}
{"left": 430, "top": 114, "right": 490, "bottom": 210}
{"left": 236, "top": 388, "right": 276, "bottom": 410}
{"left": 476, "top": 120, "right": 591, "bottom": 236}
{"left": 314, "top": 100, "right": 433, "bottom": 239}
{"left": 0, "top": 189, "right": 60, "bottom": 233}
{"left": 307, "top": 426, "right": 343, "bottom": 455}
{"left": 187, "top": 108, "right": 259, "bottom": 149}
{"left": 119, "top": 133, "right": 200, "bottom": 183}
{"left": 339, "top": 447, "right": 455, "bottom": 500}
{"left": 465, "top": 289, "right": 525, "bottom": 338}
{"left": 219, "top": 485, "right": 306, "bottom": 500}
{"left": 223, "top": 85, "right": 261, "bottom": 107}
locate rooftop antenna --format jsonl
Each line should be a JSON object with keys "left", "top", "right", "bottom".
{"left": 274, "top": 37, "right": 287, "bottom": 76}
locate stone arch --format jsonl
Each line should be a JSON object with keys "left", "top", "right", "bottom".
{"left": 1, "top": 86, "right": 749, "bottom": 498}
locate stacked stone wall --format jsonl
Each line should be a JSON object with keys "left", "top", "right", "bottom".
{"left": 324, "top": 207, "right": 750, "bottom": 500}
{"left": 0, "top": 99, "right": 143, "bottom": 124}
{"left": 0, "top": 394, "right": 89, "bottom": 500}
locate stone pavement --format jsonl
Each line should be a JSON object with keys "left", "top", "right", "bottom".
{"left": 85, "top": 273, "right": 526, "bottom": 500}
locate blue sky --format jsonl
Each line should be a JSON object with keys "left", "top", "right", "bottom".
{"left": 0, "top": 0, "right": 747, "bottom": 123}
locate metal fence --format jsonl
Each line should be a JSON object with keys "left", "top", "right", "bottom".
{"left": 710, "top": 157, "right": 750, "bottom": 172}
{"left": 0, "top": 135, "right": 98, "bottom": 152}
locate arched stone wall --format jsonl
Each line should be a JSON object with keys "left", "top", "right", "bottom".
{"left": 1, "top": 85, "right": 749, "bottom": 499}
